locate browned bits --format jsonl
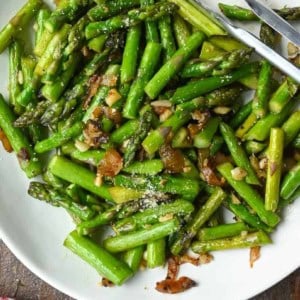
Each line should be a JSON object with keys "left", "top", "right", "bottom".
{"left": 250, "top": 246, "right": 261, "bottom": 268}
{"left": 83, "top": 75, "right": 102, "bottom": 109}
{"left": 97, "top": 148, "right": 123, "bottom": 178}
{"left": 159, "top": 144, "right": 185, "bottom": 173}
{"left": 0, "top": 128, "right": 13, "bottom": 153}
{"left": 83, "top": 120, "right": 109, "bottom": 147}
{"left": 101, "top": 277, "right": 114, "bottom": 287}
{"left": 155, "top": 277, "right": 196, "bottom": 294}
{"left": 17, "top": 147, "right": 30, "bottom": 162}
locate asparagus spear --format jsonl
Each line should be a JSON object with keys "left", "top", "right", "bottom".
{"left": 141, "top": 0, "right": 160, "bottom": 42}
{"left": 252, "top": 60, "right": 272, "bottom": 118}
{"left": 198, "top": 222, "right": 250, "bottom": 241}
{"left": 194, "top": 117, "right": 220, "bottom": 149}
{"left": 113, "top": 199, "right": 194, "bottom": 234}
{"left": 173, "top": 14, "right": 191, "bottom": 48}
{"left": 220, "top": 122, "right": 260, "bottom": 185}
{"left": 41, "top": 52, "right": 81, "bottom": 102}
{"left": 44, "top": 0, "right": 90, "bottom": 33}
{"left": 218, "top": 3, "right": 258, "bottom": 21}
{"left": 122, "top": 159, "right": 164, "bottom": 175}
{"left": 147, "top": 238, "right": 166, "bottom": 268}
{"left": 41, "top": 49, "right": 110, "bottom": 125}
{"left": 219, "top": 3, "right": 300, "bottom": 21}
{"left": 265, "top": 128, "right": 284, "bottom": 212}
{"left": 268, "top": 78, "right": 298, "bottom": 114}
{"left": 8, "top": 40, "right": 23, "bottom": 115}
{"left": 103, "top": 218, "right": 180, "bottom": 253}
{"left": 142, "top": 98, "right": 203, "bottom": 155}
{"left": 64, "top": 230, "right": 133, "bottom": 285}
{"left": 123, "top": 42, "right": 162, "bottom": 119}
{"left": 158, "top": 16, "right": 177, "bottom": 62}
{"left": 123, "top": 246, "right": 144, "bottom": 273}
{"left": 244, "top": 100, "right": 296, "bottom": 141}
{"left": 64, "top": 16, "right": 89, "bottom": 57}
{"left": 13, "top": 100, "right": 50, "bottom": 127}
{"left": 62, "top": 143, "right": 105, "bottom": 166}
{"left": 87, "top": 0, "right": 140, "bottom": 21}
{"left": 192, "top": 231, "right": 271, "bottom": 253}
{"left": 0, "top": 94, "right": 42, "bottom": 178}
{"left": 217, "top": 162, "right": 280, "bottom": 227}
{"left": 85, "top": 1, "right": 178, "bottom": 39}
{"left": 145, "top": 32, "right": 205, "bottom": 100}
{"left": 28, "top": 182, "right": 95, "bottom": 221}
{"left": 259, "top": 23, "right": 279, "bottom": 49}
{"left": 0, "top": 0, "right": 42, "bottom": 53}
{"left": 280, "top": 162, "right": 300, "bottom": 200}
{"left": 123, "top": 111, "right": 153, "bottom": 166}
{"left": 171, "top": 63, "right": 258, "bottom": 104}
{"left": 114, "top": 174, "right": 201, "bottom": 201}
{"left": 34, "top": 122, "right": 83, "bottom": 153}
{"left": 229, "top": 100, "right": 253, "bottom": 129}
{"left": 227, "top": 201, "right": 272, "bottom": 233}
{"left": 48, "top": 155, "right": 113, "bottom": 202}
{"left": 170, "top": 187, "right": 227, "bottom": 255}
{"left": 120, "top": 25, "right": 142, "bottom": 84}
{"left": 35, "top": 8, "right": 51, "bottom": 46}
{"left": 168, "top": 0, "right": 226, "bottom": 36}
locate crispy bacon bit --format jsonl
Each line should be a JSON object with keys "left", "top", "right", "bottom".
{"left": 83, "top": 120, "right": 109, "bottom": 147}
{"left": 155, "top": 256, "right": 197, "bottom": 294}
{"left": 97, "top": 148, "right": 123, "bottom": 178}
{"left": 17, "top": 148, "right": 30, "bottom": 162}
{"left": 159, "top": 144, "right": 185, "bottom": 173}
{"left": 83, "top": 75, "right": 102, "bottom": 109}
{"left": 155, "top": 277, "right": 196, "bottom": 294}
{"left": 198, "top": 253, "right": 214, "bottom": 264}
{"left": 250, "top": 246, "right": 261, "bottom": 268}
{"left": 101, "top": 278, "right": 114, "bottom": 287}
{"left": 0, "top": 128, "right": 13, "bottom": 153}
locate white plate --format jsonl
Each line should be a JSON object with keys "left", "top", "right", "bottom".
{"left": 0, "top": 1, "right": 299, "bottom": 299}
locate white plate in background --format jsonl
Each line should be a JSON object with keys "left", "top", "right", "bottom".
{"left": 0, "top": 0, "right": 299, "bottom": 299}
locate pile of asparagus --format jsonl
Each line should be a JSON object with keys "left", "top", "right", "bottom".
{"left": 0, "top": 0, "right": 300, "bottom": 292}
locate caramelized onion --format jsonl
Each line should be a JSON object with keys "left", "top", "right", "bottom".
{"left": 0, "top": 128, "right": 13, "bottom": 153}
{"left": 97, "top": 148, "right": 123, "bottom": 178}
{"left": 159, "top": 144, "right": 185, "bottom": 173}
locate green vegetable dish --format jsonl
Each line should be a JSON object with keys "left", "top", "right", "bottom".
{"left": 0, "top": 0, "right": 300, "bottom": 294}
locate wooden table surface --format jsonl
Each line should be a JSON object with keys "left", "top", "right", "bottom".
{"left": 0, "top": 240, "right": 299, "bottom": 300}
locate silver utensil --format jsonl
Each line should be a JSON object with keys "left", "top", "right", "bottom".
{"left": 245, "top": 0, "right": 300, "bottom": 46}
{"left": 193, "top": 0, "right": 300, "bottom": 84}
